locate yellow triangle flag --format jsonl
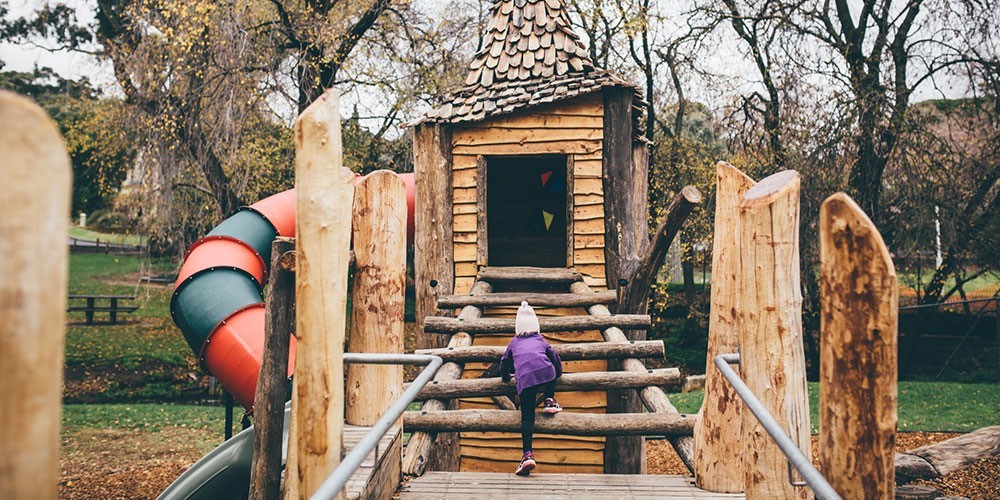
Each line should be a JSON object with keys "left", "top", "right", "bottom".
{"left": 542, "top": 211, "right": 554, "bottom": 231}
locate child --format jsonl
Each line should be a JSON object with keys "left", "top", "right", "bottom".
{"left": 499, "top": 301, "right": 564, "bottom": 476}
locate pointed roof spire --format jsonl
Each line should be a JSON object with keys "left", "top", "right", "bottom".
{"left": 410, "top": 0, "right": 641, "bottom": 126}
{"left": 465, "top": 0, "right": 595, "bottom": 87}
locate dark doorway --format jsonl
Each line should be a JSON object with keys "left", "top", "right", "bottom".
{"left": 486, "top": 155, "right": 568, "bottom": 267}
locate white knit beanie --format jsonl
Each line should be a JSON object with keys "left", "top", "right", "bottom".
{"left": 515, "top": 301, "right": 540, "bottom": 336}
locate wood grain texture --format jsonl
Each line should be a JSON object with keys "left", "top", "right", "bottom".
{"left": 413, "top": 123, "right": 454, "bottom": 351}
{"left": 894, "top": 426, "right": 1000, "bottom": 484}
{"left": 423, "top": 314, "right": 650, "bottom": 334}
{"left": 0, "top": 91, "right": 71, "bottom": 500}
{"left": 435, "top": 290, "right": 617, "bottom": 309}
{"left": 250, "top": 238, "right": 295, "bottom": 500}
{"left": 288, "top": 89, "right": 352, "bottom": 499}
{"left": 819, "top": 192, "right": 897, "bottom": 499}
{"left": 346, "top": 172, "right": 407, "bottom": 425}
{"left": 405, "top": 410, "right": 695, "bottom": 436}
{"left": 416, "top": 339, "right": 663, "bottom": 362}
{"left": 410, "top": 368, "right": 680, "bottom": 400}
{"left": 694, "top": 163, "right": 756, "bottom": 493}
{"left": 569, "top": 281, "right": 701, "bottom": 473}
{"left": 402, "top": 282, "right": 493, "bottom": 476}
{"left": 400, "top": 472, "right": 746, "bottom": 499}
{"left": 737, "top": 170, "right": 810, "bottom": 500}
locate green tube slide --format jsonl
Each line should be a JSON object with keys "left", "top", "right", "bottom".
{"left": 171, "top": 268, "right": 264, "bottom": 354}
{"left": 206, "top": 209, "right": 279, "bottom": 268}
{"left": 158, "top": 404, "right": 290, "bottom": 500}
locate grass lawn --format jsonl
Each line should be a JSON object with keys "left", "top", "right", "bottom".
{"left": 69, "top": 226, "right": 148, "bottom": 246}
{"left": 670, "top": 380, "right": 1000, "bottom": 432}
{"left": 65, "top": 253, "right": 201, "bottom": 403}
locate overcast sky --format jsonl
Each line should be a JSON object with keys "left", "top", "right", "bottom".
{"left": 2, "top": 0, "right": 967, "bottom": 129}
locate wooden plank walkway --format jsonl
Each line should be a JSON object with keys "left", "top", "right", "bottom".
{"left": 343, "top": 425, "right": 401, "bottom": 500}
{"left": 399, "top": 472, "right": 745, "bottom": 499}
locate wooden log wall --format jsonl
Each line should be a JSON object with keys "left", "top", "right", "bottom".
{"left": 819, "top": 193, "right": 897, "bottom": 499}
{"left": 413, "top": 123, "right": 454, "bottom": 351}
{"left": 601, "top": 86, "right": 647, "bottom": 475}
{"left": 446, "top": 92, "right": 612, "bottom": 474}
{"left": 0, "top": 91, "right": 71, "bottom": 500}
{"left": 346, "top": 172, "right": 407, "bottom": 425}
{"left": 450, "top": 93, "right": 608, "bottom": 294}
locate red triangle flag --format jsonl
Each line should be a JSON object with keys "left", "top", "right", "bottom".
{"left": 540, "top": 171, "right": 553, "bottom": 186}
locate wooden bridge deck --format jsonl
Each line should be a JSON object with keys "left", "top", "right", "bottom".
{"left": 343, "top": 425, "right": 401, "bottom": 500}
{"left": 399, "top": 472, "right": 745, "bottom": 499}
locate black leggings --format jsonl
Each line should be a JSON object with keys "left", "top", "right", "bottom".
{"left": 519, "top": 380, "right": 556, "bottom": 453}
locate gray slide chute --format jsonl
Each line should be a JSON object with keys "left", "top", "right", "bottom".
{"left": 158, "top": 405, "right": 289, "bottom": 500}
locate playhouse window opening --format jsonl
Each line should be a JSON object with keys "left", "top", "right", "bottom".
{"left": 486, "top": 155, "right": 568, "bottom": 268}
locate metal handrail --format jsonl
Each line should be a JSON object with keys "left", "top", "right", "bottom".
{"left": 714, "top": 353, "right": 841, "bottom": 500}
{"left": 310, "top": 353, "right": 444, "bottom": 500}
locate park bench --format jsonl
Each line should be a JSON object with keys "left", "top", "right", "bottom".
{"left": 67, "top": 294, "right": 139, "bottom": 325}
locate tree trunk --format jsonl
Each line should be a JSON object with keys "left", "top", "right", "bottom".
{"left": 819, "top": 193, "right": 897, "bottom": 500}
{"left": 737, "top": 170, "right": 810, "bottom": 500}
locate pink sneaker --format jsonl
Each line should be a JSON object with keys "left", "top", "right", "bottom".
{"left": 514, "top": 451, "right": 536, "bottom": 476}
{"left": 543, "top": 398, "right": 563, "bottom": 414}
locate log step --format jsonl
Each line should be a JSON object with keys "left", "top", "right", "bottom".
{"left": 477, "top": 266, "right": 583, "bottom": 283}
{"left": 416, "top": 339, "right": 665, "bottom": 362}
{"left": 408, "top": 368, "right": 681, "bottom": 400}
{"left": 435, "top": 290, "right": 618, "bottom": 309}
{"left": 423, "top": 314, "right": 651, "bottom": 334}
{"left": 403, "top": 409, "right": 695, "bottom": 436}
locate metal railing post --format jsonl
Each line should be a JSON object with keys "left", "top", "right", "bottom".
{"left": 714, "top": 353, "right": 841, "bottom": 500}
{"left": 309, "top": 353, "right": 443, "bottom": 500}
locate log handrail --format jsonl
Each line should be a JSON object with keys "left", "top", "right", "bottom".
{"left": 422, "top": 314, "right": 651, "bottom": 334}
{"left": 416, "top": 339, "right": 665, "bottom": 362}
{"left": 404, "top": 409, "right": 695, "bottom": 436}
{"left": 435, "top": 290, "right": 618, "bottom": 309}
{"left": 401, "top": 280, "right": 492, "bottom": 476}
{"left": 570, "top": 280, "right": 697, "bottom": 473}
{"left": 407, "top": 368, "right": 682, "bottom": 400}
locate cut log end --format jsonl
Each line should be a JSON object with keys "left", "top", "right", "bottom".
{"left": 740, "top": 170, "right": 800, "bottom": 207}
{"left": 680, "top": 185, "right": 704, "bottom": 204}
{"left": 820, "top": 192, "right": 895, "bottom": 277}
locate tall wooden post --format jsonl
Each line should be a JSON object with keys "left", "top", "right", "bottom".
{"left": 250, "top": 238, "right": 295, "bottom": 500}
{"left": 694, "top": 162, "right": 755, "bottom": 492}
{"left": 602, "top": 86, "right": 645, "bottom": 474}
{"left": 819, "top": 193, "right": 897, "bottom": 499}
{"left": 286, "top": 89, "right": 353, "bottom": 500}
{"left": 413, "top": 123, "right": 453, "bottom": 352}
{"left": 0, "top": 92, "right": 71, "bottom": 499}
{"left": 346, "top": 171, "right": 407, "bottom": 425}
{"left": 737, "top": 170, "right": 810, "bottom": 500}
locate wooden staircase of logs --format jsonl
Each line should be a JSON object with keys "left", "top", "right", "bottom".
{"left": 401, "top": 265, "right": 696, "bottom": 476}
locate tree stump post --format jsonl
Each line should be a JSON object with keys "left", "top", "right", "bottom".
{"left": 346, "top": 171, "right": 407, "bottom": 425}
{"left": 285, "top": 89, "right": 353, "bottom": 500}
{"left": 0, "top": 91, "right": 71, "bottom": 500}
{"left": 694, "top": 162, "right": 755, "bottom": 493}
{"left": 737, "top": 170, "right": 811, "bottom": 500}
{"left": 819, "top": 193, "right": 897, "bottom": 499}
{"left": 249, "top": 237, "right": 296, "bottom": 500}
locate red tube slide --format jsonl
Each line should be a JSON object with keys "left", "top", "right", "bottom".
{"left": 173, "top": 172, "right": 415, "bottom": 409}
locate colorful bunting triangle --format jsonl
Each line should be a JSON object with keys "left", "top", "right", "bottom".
{"left": 542, "top": 210, "right": 554, "bottom": 231}
{"left": 548, "top": 177, "right": 565, "bottom": 192}
{"left": 540, "top": 171, "right": 553, "bottom": 186}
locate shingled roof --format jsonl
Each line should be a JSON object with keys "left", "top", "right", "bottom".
{"left": 411, "top": 0, "right": 643, "bottom": 126}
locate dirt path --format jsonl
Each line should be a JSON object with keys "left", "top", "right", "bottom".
{"left": 60, "top": 429, "right": 998, "bottom": 499}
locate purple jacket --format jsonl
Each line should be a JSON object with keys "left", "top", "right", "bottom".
{"left": 499, "top": 332, "right": 563, "bottom": 395}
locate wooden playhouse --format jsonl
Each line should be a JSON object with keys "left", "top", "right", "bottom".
{"left": 409, "top": 0, "right": 651, "bottom": 474}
